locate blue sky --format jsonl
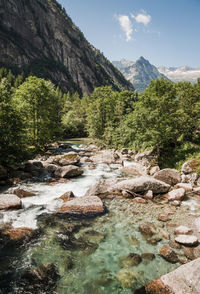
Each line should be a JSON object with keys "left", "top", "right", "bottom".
{"left": 58, "top": 0, "right": 200, "bottom": 67}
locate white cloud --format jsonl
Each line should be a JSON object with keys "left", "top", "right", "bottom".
{"left": 131, "top": 12, "right": 151, "bottom": 25}
{"left": 116, "top": 15, "right": 133, "bottom": 41}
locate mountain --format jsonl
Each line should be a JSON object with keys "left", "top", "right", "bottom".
{"left": 0, "top": 0, "right": 134, "bottom": 94}
{"left": 113, "top": 57, "right": 168, "bottom": 92}
{"left": 158, "top": 66, "right": 200, "bottom": 83}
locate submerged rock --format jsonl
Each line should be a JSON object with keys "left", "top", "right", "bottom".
{"left": 116, "top": 268, "right": 137, "bottom": 289}
{"left": 145, "top": 257, "right": 200, "bottom": 294}
{"left": 13, "top": 188, "right": 36, "bottom": 198}
{"left": 159, "top": 245, "right": 179, "bottom": 263}
{"left": 0, "top": 194, "right": 22, "bottom": 210}
{"left": 154, "top": 168, "right": 181, "bottom": 186}
{"left": 59, "top": 196, "right": 104, "bottom": 215}
{"left": 118, "top": 253, "right": 142, "bottom": 268}
{"left": 110, "top": 176, "right": 170, "bottom": 194}
{"left": 139, "top": 222, "right": 157, "bottom": 237}
{"left": 175, "top": 235, "right": 198, "bottom": 246}
{"left": 141, "top": 253, "right": 155, "bottom": 264}
{"left": 54, "top": 165, "right": 83, "bottom": 178}
{"left": 0, "top": 227, "right": 36, "bottom": 246}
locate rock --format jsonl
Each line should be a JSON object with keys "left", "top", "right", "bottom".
{"left": 159, "top": 245, "right": 179, "bottom": 263}
{"left": 59, "top": 196, "right": 104, "bottom": 215}
{"left": 181, "top": 158, "right": 200, "bottom": 174}
{"left": 132, "top": 197, "right": 147, "bottom": 204}
{"left": 90, "top": 149, "right": 122, "bottom": 164}
{"left": 121, "top": 163, "right": 147, "bottom": 177}
{"left": 25, "top": 160, "right": 43, "bottom": 173}
{"left": 149, "top": 166, "right": 160, "bottom": 176}
{"left": 0, "top": 165, "right": 7, "bottom": 180}
{"left": 175, "top": 235, "right": 198, "bottom": 246}
{"left": 144, "top": 190, "right": 153, "bottom": 200}
{"left": 110, "top": 176, "right": 170, "bottom": 194}
{"left": 54, "top": 165, "right": 83, "bottom": 178}
{"left": 135, "top": 149, "right": 155, "bottom": 162}
{"left": 116, "top": 268, "right": 137, "bottom": 289}
{"left": 160, "top": 230, "right": 170, "bottom": 240}
{"left": 182, "top": 247, "right": 196, "bottom": 260}
{"left": 141, "top": 253, "right": 155, "bottom": 263}
{"left": 58, "top": 153, "right": 80, "bottom": 166}
{"left": 168, "top": 240, "right": 181, "bottom": 249}
{"left": 167, "top": 188, "right": 185, "bottom": 201}
{"left": 145, "top": 258, "right": 200, "bottom": 294}
{"left": 154, "top": 168, "right": 181, "bottom": 186}
{"left": 0, "top": 194, "right": 22, "bottom": 210}
{"left": 121, "top": 148, "right": 129, "bottom": 155}
{"left": 171, "top": 200, "right": 181, "bottom": 206}
{"left": 1, "top": 227, "right": 36, "bottom": 246}
{"left": 174, "top": 226, "right": 193, "bottom": 235}
{"left": 118, "top": 253, "right": 142, "bottom": 268}
{"left": 175, "top": 183, "right": 193, "bottom": 192}
{"left": 158, "top": 213, "right": 171, "bottom": 222}
{"left": 181, "top": 173, "right": 198, "bottom": 185}
{"left": 139, "top": 223, "right": 157, "bottom": 237}
{"left": 59, "top": 191, "right": 75, "bottom": 202}
{"left": 85, "top": 178, "right": 120, "bottom": 198}
{"left": 42, "top": 162, "right": 58, "bottom": 174}
{"left": 13, "top": 188, "right": 36, "bottom": 198}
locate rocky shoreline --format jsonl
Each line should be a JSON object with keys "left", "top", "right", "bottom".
{"left": 0, "top": 143, "right": 200, "bottom": 293}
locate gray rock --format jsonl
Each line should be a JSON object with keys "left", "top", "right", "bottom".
{"left": 167, "top": 188, "right": 185, "bottom": 201}
{"left": 0, "top": 194, "right": 22, "bottom": 210}
{"left": 154, "top": 168, "right": 181, "bottom": 186}
{"left": 54, "top": 165, "right": 83, "bottom": 178}
{"left": 110, "top": 176, "right": 170, "bottom": 194}
{"left": 175, "top": 235, "right": 198, "bottom": 246}
{"left": 145, "top": 258, "right": 200, "bottom": 294}
{"left": 175, "top": 183, "right": 193, "bottom": 192}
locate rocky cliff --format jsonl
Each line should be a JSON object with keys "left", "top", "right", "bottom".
{"left": 0, "top": 0, "right": 134, "bottom": 94}
{"left": 113, "top": 57, "right": 168, "bottom": 92}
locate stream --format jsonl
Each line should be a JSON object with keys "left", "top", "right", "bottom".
{"left": 0, "top": 143, "right": 200, "bottom": 294}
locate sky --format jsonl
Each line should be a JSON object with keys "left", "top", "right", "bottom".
{"left": 58, "top": 0, "right": 200, "bottom": 68}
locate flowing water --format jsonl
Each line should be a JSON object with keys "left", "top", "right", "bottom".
{"left": 0, "top": 144, "right": 200, "bottom": 293}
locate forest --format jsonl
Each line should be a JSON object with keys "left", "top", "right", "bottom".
{"left": 0, "top": 67, "right": 200, "bottom": 170}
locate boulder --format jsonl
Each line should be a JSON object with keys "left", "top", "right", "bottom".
{"left": 175, "top": 235, "right": 198, "bottom": 246}
{"left": 181, "top": 158, "right": 200, "bottom": 174}
{"left": 181, "top": 173, "right": 198, "bottom": 185}
{"left": 25, "top": 160, "right": 43, "bottom": 173}
{"left": 58, "top": 153, "right": 80, "bottom": 166}
{"left": 121, "top": 163, "right": 147, "bottom": 177}
{"left": 0, "top": 194, "right": 22, "bottom": 210}
{"left": 59, "top": 196, "right": 104, "bottom": 215}
{"left": 174, "top": 226, "right": 193, "bottom": 235}
{"left": 167, "top": 188, "right": 185, "bottom": 201}
{"left": 149, "top": 166, "right": 160, "bottom": 176}
{"left": 110, "top": 176, "right": 170, "bottom": 194}
{"left": 0, "top": 165, "right": 7, "bottom": 180}
{"left": 54, "top": 165, "right": 83, "bottom": 178}
{"left": 154, "top": 169, "right": 181, "bottom": 186}
{"left": 13, "top": 188, "right": 36, "bottom": 198}
{"left": 42, "top": 163, "right": 58, "bottom": 174}
{"left": 175, "top": 183, "right": 193, "bottom": 192}
{"left": 59, "top": 191, "right": 75, "bottom": 202}
{"left": 85, "top": 178, "right": 120, "bottom": 198}
{"left": 145, "top": 258, "right": 200, "bottom": 294}
{"left": 90, "top": 149, "right": 122, "bottom": 164}
{"left": 159, "top": 245, "right": 179, "bottom": 263}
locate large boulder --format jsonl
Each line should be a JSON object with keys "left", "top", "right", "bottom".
{"left": 145, "top": 258, "right": 200, "bottom": 294}
{"left": 85, "top": 178, "right": 120, "bottom": 198}
{"left": 54, "top": 165, "right": 83, "bottom": 178}
{"left": 110, "top": 176, "right": 170, "bottom": 194}
{"left": 0, "top": 194, "right": 22, "bottom": 210}
{"left": 59, "top": 196, "right": 104, "bottom": 215}
{"left": 154, "top": 169, "right": 181, "bottom": 186}
{"left": 181, "top": 158, "right": 200, "bottom": 175}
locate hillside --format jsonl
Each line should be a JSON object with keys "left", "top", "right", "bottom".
{"left": 0, "top": 0, "right": 134, "bottom": 94}
{"left": 113, "top": 57, "right": 168, "bottom": 92}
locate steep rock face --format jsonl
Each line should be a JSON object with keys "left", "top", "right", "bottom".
{"left": 113, "top": 57, "right": 168, "bottom": 92}
{"left": 0, "top": 0, "right": 134, "bottom": 94}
